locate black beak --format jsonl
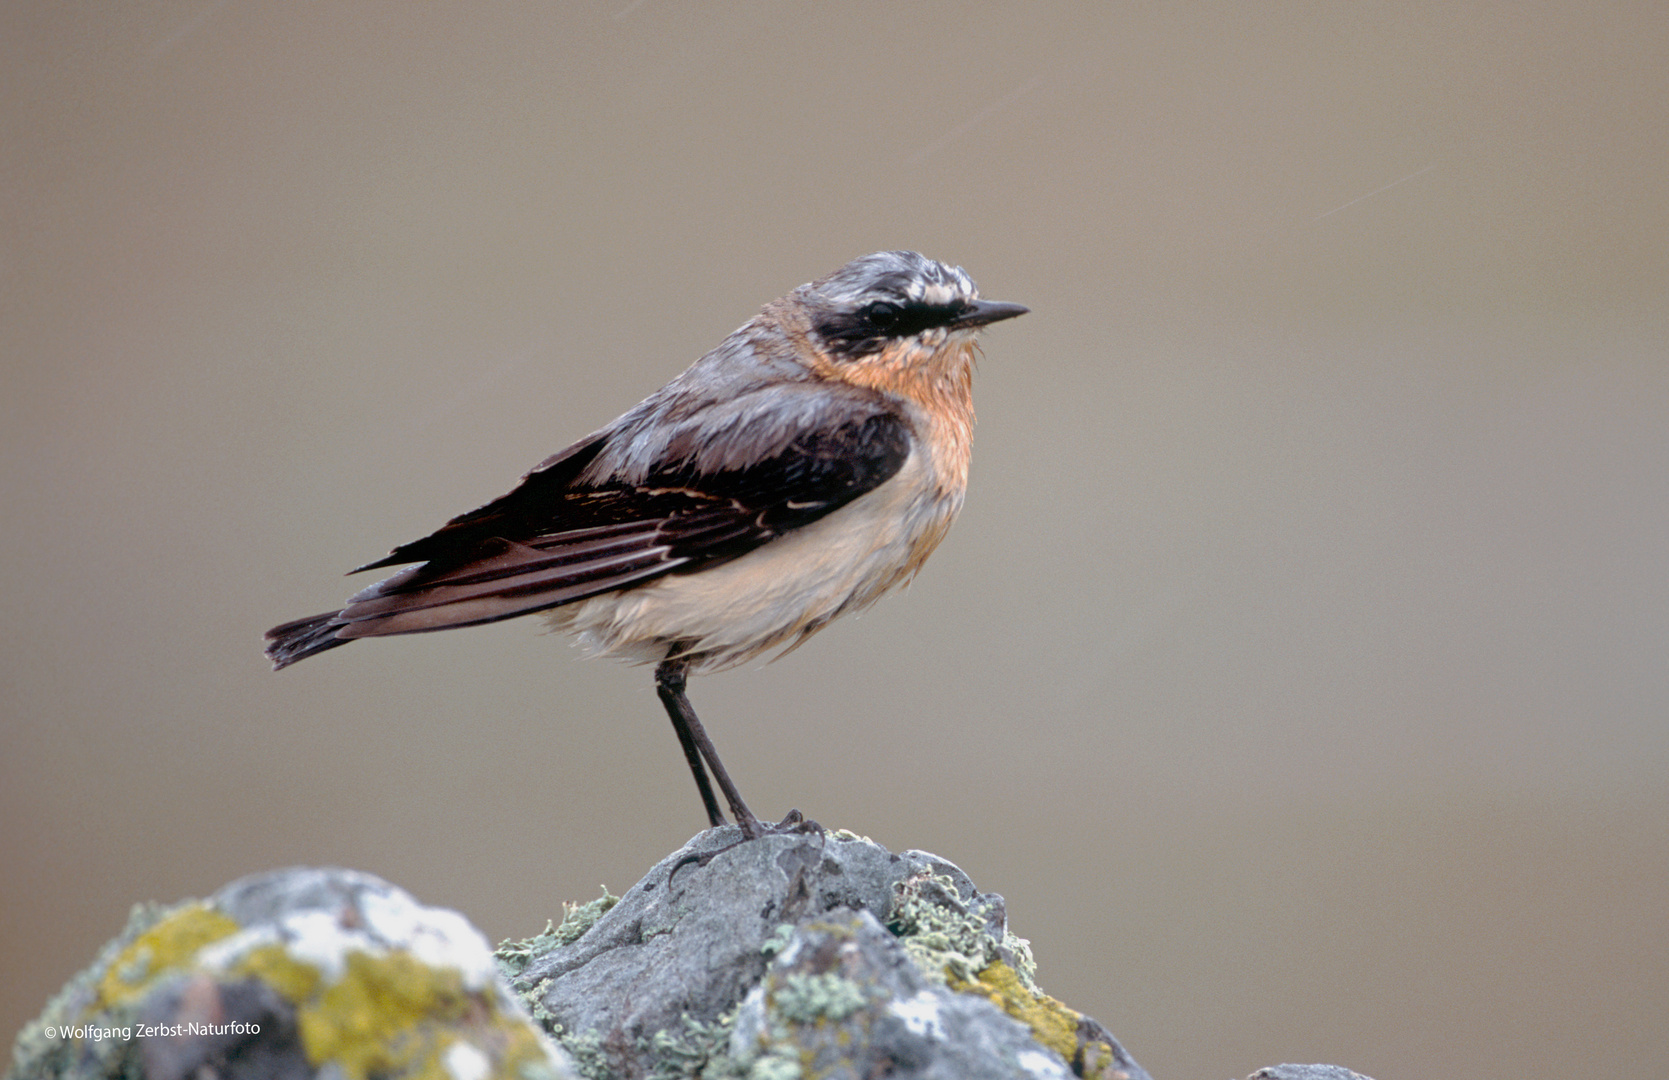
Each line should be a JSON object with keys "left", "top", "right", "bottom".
{"left": 950, "top": 299, "right": 1030, "bottom": 330}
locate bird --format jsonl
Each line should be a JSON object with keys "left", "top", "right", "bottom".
{"left": 265, "top": 250, "right": 1027, "bottom": 838}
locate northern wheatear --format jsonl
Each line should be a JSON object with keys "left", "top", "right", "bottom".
{"left": 266, "top": 251, "right": 1027, "bottom": 837}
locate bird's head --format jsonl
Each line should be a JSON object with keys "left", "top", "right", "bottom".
{"left": 785, "top": 251, "right": 1027, "bottom": 394}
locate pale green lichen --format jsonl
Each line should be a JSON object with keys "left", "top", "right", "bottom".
{"left": 886, "top": 870, "right": 1114, "bottom": 1074}
{"left": 543, "top": 1004, "right": 743, "bottom": 1080}
{"left": 495, "top": 888, "right": 620, "bottom": 1027}
{"left": 515, "top": 977, "right": 556, "bottom": 1024}
{"left": 721, "top": 1006, "right": 802, "bottom": 1080}
{"left": 769, "top": 973, "right": 869, "bottom": 1025}
{"left": 723, "top": 918, "right": 888, "bottom": 1080}
{"left": 740, "top": 1050, "right": 801, "bottom": 1080}
{"left": 758, "top": 923, "right": 795, "bottom": 959}
{"left": 495, "top": 888, "right": 620, "bottom": 981}
{"left": 887, "top": 871, "right": 1037, "bottom": 992}
{"left": 638, "top": 1012, "right": 735, "bottom": 1080}
{"left": 547, "top": 1029, "right": 607, "bottom": 1080}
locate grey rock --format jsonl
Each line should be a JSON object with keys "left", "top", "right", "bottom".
{"left": 515, "top": 829, "right": 911, "bottom": 1038}
{"left": 506, "top": 826, "right": 1151, "bottom": 1080}
{"left": 1249, "top": 1068, "right": 1375, "bottom": 1080}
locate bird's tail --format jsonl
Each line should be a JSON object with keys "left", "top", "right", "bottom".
{"left": 265, "top": 612, "right": 353, "bottom": 670}
{"left": 264, "top": 522, "right": 687, "bottom": 670}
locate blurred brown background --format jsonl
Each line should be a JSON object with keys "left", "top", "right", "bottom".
{"left": 3, "top": 4, "right": 1666, "bottom": 1078}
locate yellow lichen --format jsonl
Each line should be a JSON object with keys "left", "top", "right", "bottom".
{"left": 96, "top": 903, "right": 240, "bottom": 1009}
{"left": 234, "top": 943, "right": 324, "bottom": 1004}
{"left": 27, "top": 886, "right": 559, "bottom": 1080}
{"left": 950, "top": 961, "right": 1079, "bottom": 1067}
{"left": 297, "top": 951, "right": 470, "bottom": 1080}
{"left": 292, "top": 946, "right": 553, "bottom": 1080}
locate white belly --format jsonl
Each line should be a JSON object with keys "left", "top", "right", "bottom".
{"left": 542, "top": 448, "right": 958, "bottom": 672}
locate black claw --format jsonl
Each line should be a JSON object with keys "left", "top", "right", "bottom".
{"left": 666, "top": 811, "right": 825, "bottom": 886}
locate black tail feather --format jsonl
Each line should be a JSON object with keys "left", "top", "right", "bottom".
{"left": 265, "top": 611, "right": 352, "bottom": 670}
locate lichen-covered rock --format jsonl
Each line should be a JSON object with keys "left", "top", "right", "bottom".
{"left": 10, "top": 841, "right": 1380, "bottom": 1080}
{"left": 728, "top": 908, "right": 1076, "bottom": 1080}
{"left": 500, "top": 827, "right": 1151, "bottom": 1080}
{"left": 7, "top": 868, "right": 575, "bottom": 1080}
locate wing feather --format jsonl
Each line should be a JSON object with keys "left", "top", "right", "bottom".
{"left": 265, "top": 402, "right": 911, "bottom": 668}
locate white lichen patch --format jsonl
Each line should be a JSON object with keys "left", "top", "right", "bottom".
{"left": 889, "top": 990, "right": 943, "bottom": 1040}
{"left": 276, "top": 910, "right": 373, "bottom": 981}
{"left": 194, "top": 923, "right": 283, "bottom": 972}
{"left": 361, "top": 890, "right": 497, "bottom": 989}
{"left": 443, "top": 1040, "right": 492, "bottom": 1080}
{"left": 194, "top": 885, "right": 498, "bottom": 991}
{"left": 1017, "top": 1047, "right": 1075, "bottom": 1079}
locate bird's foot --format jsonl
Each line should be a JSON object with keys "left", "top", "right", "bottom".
{"left": 669, "top": 809, "right": 823, "bottom": 883}
{"left": 746, "top": 807, "right": 821, "bottom": 839}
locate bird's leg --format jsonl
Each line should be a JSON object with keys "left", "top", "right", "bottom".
{"left": 654, "top": 655, "right": 723, "bottom": 827}
{"left": 654, "top": 654, "right": 761, "bottom": 837}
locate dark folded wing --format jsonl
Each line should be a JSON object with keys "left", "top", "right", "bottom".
{"left": 265, "top": 410, "right": 912, "bottom": 667}
{"left": 349, "top": 429, "right": 612, "bottom": 574}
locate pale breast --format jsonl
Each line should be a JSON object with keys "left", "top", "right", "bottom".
{"left": 544, "top": 444, "right": 962, "bottom": 672}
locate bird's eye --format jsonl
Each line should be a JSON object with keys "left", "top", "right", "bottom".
{"left": 863, "top": 301, "right": 900, "bottom": 331}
